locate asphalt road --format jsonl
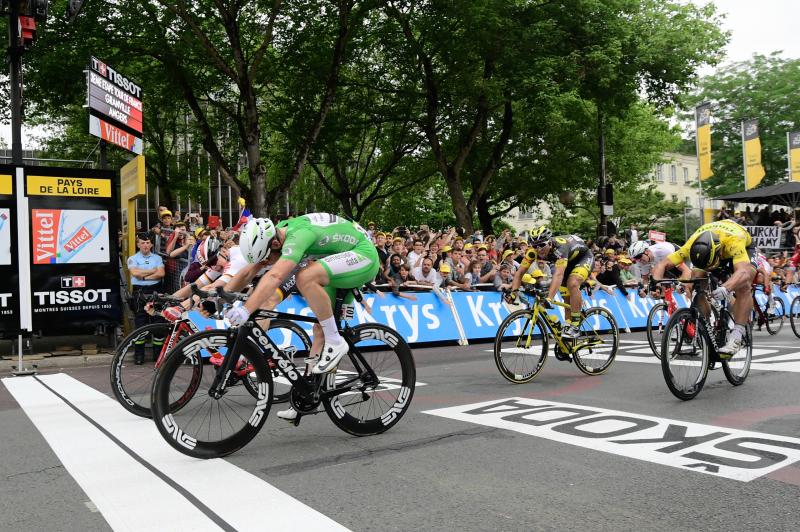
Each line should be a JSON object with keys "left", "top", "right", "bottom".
{"left": 2, "top": 327, "right": 799, "bottom": 531}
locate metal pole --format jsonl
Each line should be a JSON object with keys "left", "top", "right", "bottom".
{"left": 185, "top": 113, "right": 192, "bottom": 214}
{"left": 598, "top": 110, "right": 608, "bottom": 237}
{"left": 99, "top": 141, "right": 108, "bottom": 170}
{"left": 145, "top": 181, "right": 150, "bottom": 229}
{"left": 8, "top": 0, "right": 23, "bottom": 165}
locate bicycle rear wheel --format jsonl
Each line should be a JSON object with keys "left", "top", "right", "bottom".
{"left": 573, "top": 307, "right": 618, "bottom": 376}
{"left": 493, "top": 309, "right": 548, "bottom": 384}
{"left": 263, "top": 320, "right": 311, "bottom": 404}
{"left": 152, "top": 330, "right": 273, "bottom": 459}
{"left": 764, "top": 297, "right": 785, "bottom": 335}
{"left": 110, "top": 322, "right": 180, "bottom": 418}
{"left": 661, "top": 308, "right": 710, "bottom": 401}
{"left": 322, "top": 323, "right": 416, "bottom": 436}
{"left": 790, "top": 295, "right": 800, "bottom": 338}
{"left": 646, "top": 302, "right": 669, "bottom": 359}
{"left": 723, "top": 321, "right": 752, "bottom": 386}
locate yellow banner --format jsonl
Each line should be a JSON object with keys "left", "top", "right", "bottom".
{"left": 742, "top": 120, "right": 765, "bottom": 190}
{"left": 0, "top": 174, "right": 11, "bottom": 195}
{"left": 120, "top": 155, "right": 146, "bottom": 201}
{"left": 789, "top": 132, "right": 800, "bottom": 182}
{"left": 695, "top": 104, "right": 712, "bottom": 180}
{"left": 27, "top": 175, "right": 112, "bottom": 197}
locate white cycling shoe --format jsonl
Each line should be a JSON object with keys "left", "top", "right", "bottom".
{"left": 277, "top": 407, "right": 299, "bottom": 421}
{"left": 311, "top": 340, "right": 349, "bottom": 374}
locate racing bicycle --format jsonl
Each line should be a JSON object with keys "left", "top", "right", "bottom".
{"left": 494, "top": 277, "right": 619, "bottom": 383}
{"left": 150, "top": 287, "right": 416, "bottom": 459}
{"left": 751, "top": 283, "right": 784, "bottom": 335}
{"left": 659, "top": 275, "right": 752, "bottom": 401}
{"left": 646, "top": 280, "right": 689, "bottom": 358}
{"left": 111, "top": 292, "right": 308, "bottom": 417}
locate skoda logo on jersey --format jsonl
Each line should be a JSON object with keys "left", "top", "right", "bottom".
{"left": 317, "top": 236, "right": 331, "bottom": 246}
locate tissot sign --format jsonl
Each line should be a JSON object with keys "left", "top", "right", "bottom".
{"left": 86, "top": 56, "right": 143, "bottom": 154}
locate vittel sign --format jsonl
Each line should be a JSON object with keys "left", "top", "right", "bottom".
{"left": 90, "top": 57, "right": 142, "bottom": 99}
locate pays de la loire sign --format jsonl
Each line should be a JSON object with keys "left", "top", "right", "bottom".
{"left": 425, "top": 398, "right": 800, "bottom": 482}
{"left": 86, "top": 56, "right": 143, "bottom": 154}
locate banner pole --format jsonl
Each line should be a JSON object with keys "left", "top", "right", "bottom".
{"left": 741, "top": 120, "right": 748, "bottom": 192}
{"left": 13, "top": 167, "right": 35, "bottom": 376}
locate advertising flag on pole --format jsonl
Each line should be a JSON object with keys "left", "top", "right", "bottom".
{"left": 789, "top": 132, "right": 800, "bottom": 182}
{"left": 695, "top": 103, "right": 713, "bottom": 181}
{"left": 742, "top": 119, "right": 766, "bottom": 190}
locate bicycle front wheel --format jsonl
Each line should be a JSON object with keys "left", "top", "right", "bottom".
{"left": 152, "top": 330, "right": 273, "bottom": 459}
{"left": 646, "top": 302, "right": 669, "bottom": 359}
{"left": 322, "top": 324, "right": 416, "bottom": 436}
{"left": 764, "top": 297, "right": 785, "bottom": 335}
{"left": 493, "top": 309, "right": 548, "bottom": 384}
{"left": 723, "top": 321, "right": 752, "bottom": 386}
{"left": 573, "top": 307, "right": 618, "bottom": 376}
{"left": 661, "top": 308, "right": 710, "bottom": 401}
{"left": 790, "top": 295, "right": 800, "bottom": 338}
{"left": 110, "top": 322, "right": 178, "bottom": 418}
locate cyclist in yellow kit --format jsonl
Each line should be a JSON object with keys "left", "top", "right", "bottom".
{"left": 651, "top": 219, "right": 757, "bottom": 357}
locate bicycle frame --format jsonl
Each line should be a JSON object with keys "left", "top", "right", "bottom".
{"left": 207, "top": 307, "right": 379, "bottom": 404}
{"left": 517, "top": 292, "right": 601, "bottom": 354}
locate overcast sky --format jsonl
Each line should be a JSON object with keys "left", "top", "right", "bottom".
{"left": 3, "top": 0, "right": 800, "bottom": 149}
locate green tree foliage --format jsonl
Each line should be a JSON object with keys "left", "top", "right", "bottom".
{"left": 681, "top": 53, "right": 800, "bottom": 196}
{"left": 549, "top": 183, "right": 688, "bottom": 241}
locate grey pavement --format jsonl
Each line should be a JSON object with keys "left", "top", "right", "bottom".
{"left": 1, "top": 328, "right": 799, "bottom": 531}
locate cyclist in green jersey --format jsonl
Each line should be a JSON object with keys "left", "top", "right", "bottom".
{"left": 225, "top": 214, "right": 379, "bottom": 375}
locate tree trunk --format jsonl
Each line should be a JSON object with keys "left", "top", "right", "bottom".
{"left": 477, "top": 195, "right": 494, "bottom": 235}
{"left": 445, "top": 168, "right": 474, "bottom": 233}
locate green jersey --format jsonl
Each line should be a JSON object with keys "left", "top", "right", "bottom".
{"left": 277, "top": 213, "right": 371, "bottom": 264}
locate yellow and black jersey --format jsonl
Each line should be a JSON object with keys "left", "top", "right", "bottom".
{"left": 668, "top": 220, "right": 752, "bottom": 268}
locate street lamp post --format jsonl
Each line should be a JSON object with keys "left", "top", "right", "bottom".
{"left": 8, "top": 0, "right": 24, "bottom": 164}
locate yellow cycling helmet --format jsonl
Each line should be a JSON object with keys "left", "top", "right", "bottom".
{"left": 528, "top": 226, "right": 552, "bottom": 246}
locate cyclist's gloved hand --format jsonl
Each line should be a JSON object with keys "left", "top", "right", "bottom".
{"left": 200, "top": 300, "right": 217, "bottom": 317}
{"left": 161, "top": 306, "right": 183, "bottom": 322}
{"left": 503, "top": 289, "right": 519, "bottom": 305}
{"left": 712, "top": 286, "right": 730, "bottom": 302}
{"left": 226, "top": 305, "right": 251, "bottom": 326}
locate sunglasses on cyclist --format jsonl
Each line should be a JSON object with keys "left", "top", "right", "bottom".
{"left": 207, "top": 252, "right": 230, "bottom": 267}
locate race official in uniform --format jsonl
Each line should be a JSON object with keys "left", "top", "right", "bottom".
{"left": 127, "top": 233, "right": 166, "bottom": 364}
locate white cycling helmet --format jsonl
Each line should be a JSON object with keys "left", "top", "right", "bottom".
{"left": 197, "top": 237, "right": 221, "bottom": 266}
{"left": 240, "top": 217, "right": 276, "bottom": 264}
{"left": 628, "top": 241, "right": 649, "bottom": 259}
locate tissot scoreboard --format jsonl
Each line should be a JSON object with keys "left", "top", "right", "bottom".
{"left": 86, "top": 56, "right": 143, "bottom": 154}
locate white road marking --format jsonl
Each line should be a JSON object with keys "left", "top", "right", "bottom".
{"left": 3, "top": 376, "right": 222, "bottom": 532}
{"left": 424, "top": 397, "right": 800, "bottom": 482}
{"left": 3, "top": 374, "right": 350, "bottom": 532}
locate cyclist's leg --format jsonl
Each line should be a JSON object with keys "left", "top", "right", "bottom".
{"left": 299, "top": 241, "right": 379, "bottom": 373}
{"left": 567, "top": 253, "right": 593, "bottom": 326}
{"left": 720, "top": 251, "right": 757, "bottom": 356}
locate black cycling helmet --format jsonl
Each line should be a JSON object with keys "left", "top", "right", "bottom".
{"left": 528, "top": 226, "right": 553, "bottom": 247}
{"left": 689, "top": 231, "right": 721, "bottom": 270}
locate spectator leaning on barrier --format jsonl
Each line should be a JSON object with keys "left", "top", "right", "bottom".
{"left": 476, "top": 246, "right": 497, "bottom": 284}
{"left": 411, "top": 257, "right": 442, "bottom": 287}
{"left": 617, "top": 257, "right": 640, "bottom": 287}
{"left": 465, "top": 259, "right": 483, "bottom": 289}
{"left": 127, "top": 233, "right": 166, "bottom": 364}
{"left": 494, "top": 263, "right": 514, "bottom": 291}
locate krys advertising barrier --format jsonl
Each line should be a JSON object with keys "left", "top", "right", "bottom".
{"left": 0, "top": 166, "right": 20, "bottom": 337}
{"left": 24, "top": 166, "right": 122, "bottom": 334}
{"left": 265, "top": 284, "right": 795, "bottom": 345}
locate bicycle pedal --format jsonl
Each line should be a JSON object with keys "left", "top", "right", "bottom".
{"left": 292, "top": 415, "right": 302, "bottom": 427}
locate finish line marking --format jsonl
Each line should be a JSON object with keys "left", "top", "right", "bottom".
{"left": 3, "top": 374, "right": 349, "bottom": 532}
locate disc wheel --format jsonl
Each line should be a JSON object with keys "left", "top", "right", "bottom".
{"left": 493, "top": 309, "right": 548, "bottom": 384}
{"left": 573, "top": 307, "right": 618, "bottom": 376}
{"left": 151, "top": 330, "right": 273, "bottom": 459}
{"left": 660, "top": 308, "right": 710, "bottom": 401}
{"left": 110, "top": 322, "right": 184, "bottom": 418}
{"left": 322, "top": 324, "right": 416, "bottom": 436}
{"left": 646, "top": 302, "right": 669, "bottom": 359}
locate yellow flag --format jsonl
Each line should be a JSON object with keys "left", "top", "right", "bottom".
{"left": 789, "top": 132, "right": 800, "bottom": 182}
{"left": 695, "top": 104, "right": 712, "bottom": 180}
{"left": 742, "top": 119, "right": 766, "bottom": 190}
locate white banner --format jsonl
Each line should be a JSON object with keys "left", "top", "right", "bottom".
{"left": 745, "top": 225, "right": 781, "bottom": 249}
